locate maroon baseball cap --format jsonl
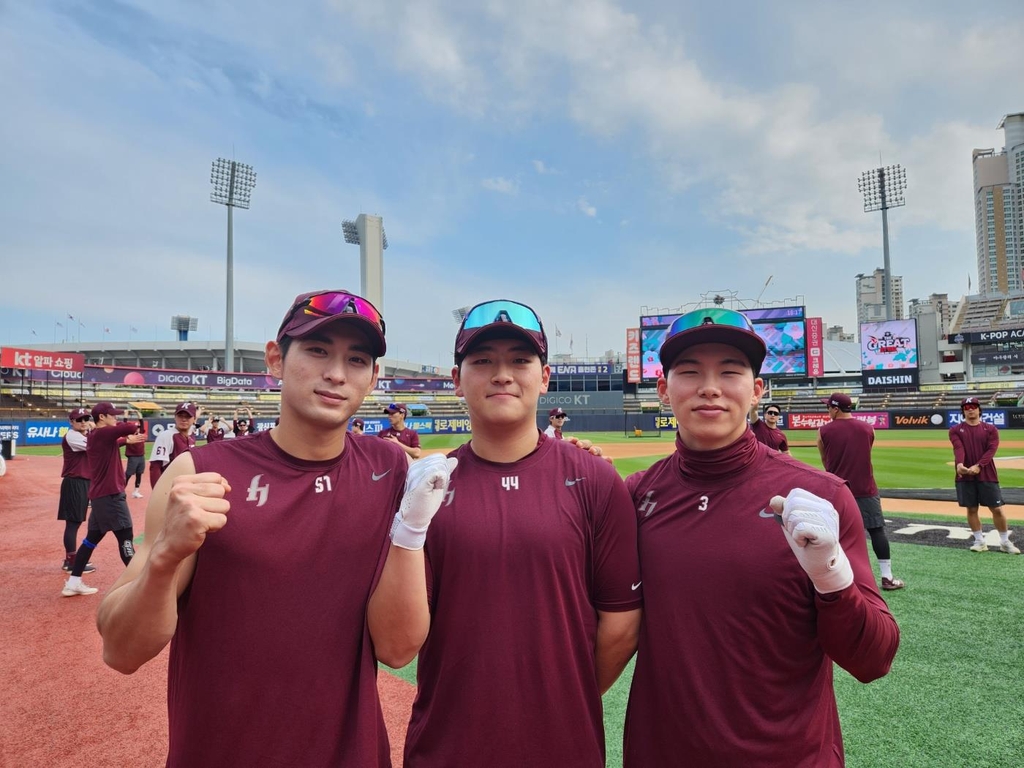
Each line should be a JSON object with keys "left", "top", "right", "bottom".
{"left": 823, "top": 392, "right": 854, "bottom": 412}
{"left": 276, "top": 290, "right": 386, "bottom": 357}
{"left": 454, "top": 299, "right": 548, "bottom": 362}
{"left": 659, "top": 308, "right": 766, "bottom": 373}
{"left": 69, "top": 407, "right": 91, "bottom": 421}
{"left": 91, "top": 402, "right": 124, "bottom": 419}
{"left": 351, "top": 418, "right": 364, "bottom": 429}
{"left": 961, "top": 397, "right": 981, "bottom": 409}
{"left": 175, "top": 402, "right": 197, "bottom": 418}
{"left": 549, "top": 407, "right": 568, "bottom": 419}
{"left": 384, "top": 402, "right": 408, "bottom": 415}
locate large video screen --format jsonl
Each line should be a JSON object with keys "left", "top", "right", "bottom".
{"left": 860, "top": 319, "right": 918, "bottom": 370}
{"left": 640, "top": 306, "right": 806, "bottom": 381}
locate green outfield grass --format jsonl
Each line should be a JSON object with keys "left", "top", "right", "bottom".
{"left": 387, "top": 543, "right": 1024, "bottom": 767}
{"left": 17, "top": 429, "right": 1024, "bottom": 489}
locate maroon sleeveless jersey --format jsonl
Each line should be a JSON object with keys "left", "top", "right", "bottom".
{"left": 173, "top": 430, "right": 408, "bottom": 767}
{"left": 61, "top": 430, "right": 90, "bottom": 479}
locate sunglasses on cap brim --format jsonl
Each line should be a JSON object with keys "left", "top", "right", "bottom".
{"left": 666, "top": 308, "right": 756, "bottom": 336}
{"left": 456, "top": 300, "right": 547, "bottom": 356}
{"left": 281, "top": 291, "right": 386, "bottom": 336}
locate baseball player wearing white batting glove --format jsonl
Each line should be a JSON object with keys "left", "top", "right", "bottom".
{"left": 390, "top": 455, "right": 458, "bottom": 550}
{"left": 771, "top": 488, "right": 854, "bottom": 594}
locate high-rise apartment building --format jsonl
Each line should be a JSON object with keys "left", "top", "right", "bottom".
{"left": 908, "top": 293, "right": 958, "bottom": 336}
{"left": 972, "top": 113, "right": 1024, "bottom": 295}
{"left": 856, "top": 268, "right": 904, "bottom": 332}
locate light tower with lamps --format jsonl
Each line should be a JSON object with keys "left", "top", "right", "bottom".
{"left": 342, "top": 214, "right": 388, "bottom": 315}
{"left": 857, "top": 164, "right": 907, "bottom": 321}
{"left": 210, "top": 158, "right": 257, "bottom": 373}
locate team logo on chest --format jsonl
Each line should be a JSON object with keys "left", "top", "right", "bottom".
{"left": 246, "top": 474, "right": 269, "bottom": 507}
{"left": 501, "top": 476, "right": 519, "bottom": 491}
{"left": 638, "top": 490, "right": 657, "bottom": 517}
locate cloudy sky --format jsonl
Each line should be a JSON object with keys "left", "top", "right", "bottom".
{"left": 2, "top": 0, "right": 1022, "bottom": 368}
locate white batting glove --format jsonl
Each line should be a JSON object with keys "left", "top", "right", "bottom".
{"left": 390, "top": 455, "right": 458, "bottom": 550}
{"left": 771, "top": 489, "right": 854, "bottom": 594}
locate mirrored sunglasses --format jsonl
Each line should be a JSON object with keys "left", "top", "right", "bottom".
{"left": 765, "top": 410, "right": 781, "bottom": 416}
{"left": 461, "top": 300, "right": 543, "bottom": 333}
{"left": 74, "top": 416, "right": 92, "bottom": 423}
{"left": 666, "top": 307, "right": 755, "bottom": 339}
{"left": 294, "top": 291, "right": 385, "bottom": 334}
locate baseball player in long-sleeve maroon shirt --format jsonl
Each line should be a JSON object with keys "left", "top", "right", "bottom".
{"left": 949, "top": 396, "right": 1019, "bottom": 554}
{"left": 623, "top": 307, "right": 899, "bottom": 768}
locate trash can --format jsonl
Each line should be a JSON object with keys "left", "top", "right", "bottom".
{"left": 1, "top": 438, "right": 16, "bottom": 460}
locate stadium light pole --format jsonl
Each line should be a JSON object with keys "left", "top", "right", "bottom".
{"left": 857, "top": 164, "right": 907, "bottom": 321}
{"left": 210, "top": 158, "right": 257, "bottom": 373}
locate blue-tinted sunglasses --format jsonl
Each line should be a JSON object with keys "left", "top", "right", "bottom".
{"left": 666, "top": 308, "right": 756, "bottom": 337}
{"left": 461, "top": 300, "right": 543, "bottom": 332}
{"left": 455, "top": 300, "right": 548, "bottom": 358}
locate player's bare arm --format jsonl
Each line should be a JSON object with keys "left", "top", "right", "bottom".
{"left": 97, "top": 454, "right": 231, "bottom": 674}
{"left": 748, "top": 403, "right": 761, "bottom": 424}
{"left": 595, "top": 608, "right": 641, "bottom": 694}
{"left": 368, "top": 455, "right": 456, "bottom": 667}
{"left": 816, "top": 432, "right": 827, "bottom": 467}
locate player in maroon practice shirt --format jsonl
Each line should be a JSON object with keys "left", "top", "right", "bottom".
{"left": 623, "top": 308, "right": 899, "bottom": 768}
{"left": 97, "top": 290, "right": 455, "bottom": 767}
{"left": 950, "top": 396, "right": 1019, "bottom": 554}
{"left": 203, "top": 416, "right": 226, "bottom": 442}
{"left": 818, "top": 392, "right": 905, "bottom": 590}
{"left": 57, "top": 407, "right": 96, "bottom": 573}
{"left": 62, "top": 402, "right": 146, "bottom": 596}
{"left": 380, "top": 402, "right": 422, "bottom": 459}
{"left": 124, "top": 417, "right": 147, "bottom": 499}
{"left": 404, "top": 299, "right": 641, "bottom": 768}
{"left": 748, "top": 402, "right": 789, "bottom": 452}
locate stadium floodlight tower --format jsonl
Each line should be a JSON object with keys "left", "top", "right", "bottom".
{"left": 210, "top": 157, "right": 257, "bottom": 373}
{"left": 171, "top": 315, "right": 199, "bottom": 342}
{"left": 342, "top": 214, "right": 388, "bottom": 315}
{"left": 858, "top": 164, "right": 907, "bottom": 321}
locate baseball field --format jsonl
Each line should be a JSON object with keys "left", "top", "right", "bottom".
{"left": 3, "top": 431, "right": 1023, "bottom": 766}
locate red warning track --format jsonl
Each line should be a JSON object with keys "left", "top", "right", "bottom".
{"left": 0, "top": 455, "right": 414, "bottom": 766}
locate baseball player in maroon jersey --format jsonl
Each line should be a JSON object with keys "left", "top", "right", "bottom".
{"left": 380, "top": 402, "right": 422, "bottom": 459}
{"left": 818, "top": 392, "right": 905, "bottom": 590}
{"left": 58, "top": 408, "right": 96, "bottom": 573}
{"left": 203, "top": 416, "right": 226, "bottom": 443}
{"left": 124, "top": 418, "right": 147, "bottom": 499}
{"left": 950, "top": 396, "right": 1019, "bottom": 554}
{"left": 623, "top": 308, "right": 899, "bottom": 767}
{"left": 62, "top": 402, "right": 146, "bottom": 596}
{"left": 404, "top": 299, "right": 641, "bottom": 768}
{"left": 97, "top": 290, "right": 455, "bottom": 767}
{"left": 350, "top": 418, "right": 365, "bottom": 435}
{"left": 748, "top": 402, "right": 789, "bottom": 453}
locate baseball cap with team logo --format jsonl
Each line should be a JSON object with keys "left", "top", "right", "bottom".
{"left": 823, "top": 392, "right": 854, "bottom": 412}
{"left": 549, "top": 407, "right": 569, "bottom": 420}
{"left": 69, "top": 407, "right": 91, "bottom": 421}
{"left": 91, "top": 402, "right": 124, "bottom": 419}
{"left": 961, "top": 397, "right": 981, "bottom": 410}
{"left": 384, "top": 403, "right": 408, "bottom": 415}
{"left": 175, "top": 402, "right": 198, "bottom": 418}
{"left": 277, "top": 290, "right": 386, "bottom": 357}
{"left": 454, "top": 299, "right": 548, "bottom": 363}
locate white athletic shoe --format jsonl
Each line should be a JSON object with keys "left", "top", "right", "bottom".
{"left": 131, "top": 490, "right": 143, "bottom": 499}
{"left": 62, "top": 581, "right": 99, "bottom": 597}
{"left": 1000, "top": 541, "right": 1021, "bottom": 555}
{"left": 969, "top": 541, "right": 988, "bottom": 553}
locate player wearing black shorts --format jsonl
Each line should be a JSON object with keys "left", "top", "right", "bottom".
{"left": 58, "top": 408, "right": 95, "bottom": 573}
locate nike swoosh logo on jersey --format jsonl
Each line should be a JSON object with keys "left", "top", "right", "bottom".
{"left": 759, "top": 508, "right": 783, "bottom": 524}
{"left": 565, "top": 477, "right": 586, "bottom": 486}
{"left": 631, "top": 581, "right": 642, "bottom": 591}
{"left": 371, "top": 470, "right": 391, "bottom": 481}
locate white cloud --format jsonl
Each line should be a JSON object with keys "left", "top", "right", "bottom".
{"left": 577, "top": 197, "right": 597, "bottom": 217}
{"left": 481, "top": 176, "right": 519, "bottom": 194}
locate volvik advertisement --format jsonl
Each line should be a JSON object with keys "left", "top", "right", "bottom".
{"left": 890, "top": 411, "right": 947, "bottom": 429}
